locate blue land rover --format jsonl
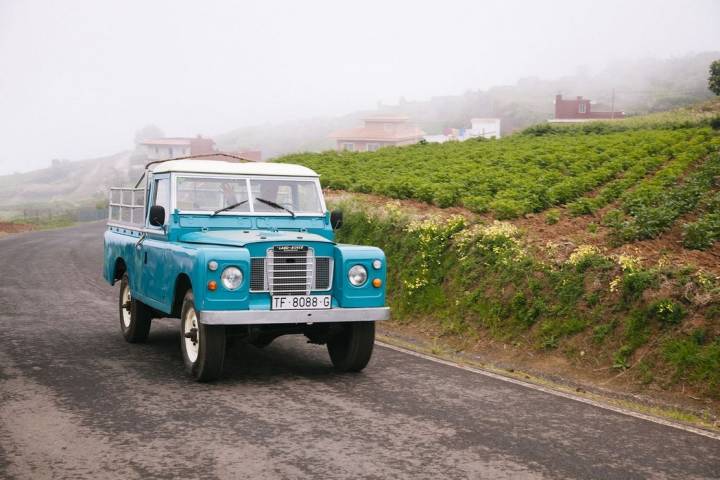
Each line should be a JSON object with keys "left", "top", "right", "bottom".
{"left": 103, "top": 158, "right": 389, "bottom": 381}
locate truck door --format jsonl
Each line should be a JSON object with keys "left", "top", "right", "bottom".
{"left": 140, "top": 175, "right": 171, "bottom": 305}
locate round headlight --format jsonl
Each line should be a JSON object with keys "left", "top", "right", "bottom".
{"left": 221, "top": 266, "right": 243, "bottom": 290}
{"left": 348, "top": 265, "right": 368, "bottom": 286}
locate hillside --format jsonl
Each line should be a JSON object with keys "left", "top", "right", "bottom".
{"left": 0, "top": 150, "right": 133, "bottom": 210}
{"left": 280, "top": 100, "right": 720, "bottom": 406}
{"left": 217, "top": 52, "right": 718, "bottom": 158}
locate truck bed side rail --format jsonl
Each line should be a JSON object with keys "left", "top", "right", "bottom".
{"left": 108, "top": 187, "right": 146, "bottom": 226}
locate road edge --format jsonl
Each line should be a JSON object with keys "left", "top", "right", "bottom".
{"left": 375, "top": 335, "right": 720, "bottom": 441}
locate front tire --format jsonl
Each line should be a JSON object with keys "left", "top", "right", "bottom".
{"left": 327, "top": 321, "right": 375, "bottom": 372}
{"left": 180, "top": 290, "right": 226, "bottom": 382}
{"left": 119, "top": 273, "right": 152, "bottom": 343}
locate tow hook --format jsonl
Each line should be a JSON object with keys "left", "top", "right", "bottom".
{"left": 184, "top": 327, "right": 198, "bottom": 343}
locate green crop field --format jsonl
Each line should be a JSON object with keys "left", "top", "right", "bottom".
{"left": 279, "top": 102, "right": 720, "bottom": 250}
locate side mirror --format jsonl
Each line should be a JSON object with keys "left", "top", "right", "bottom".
{"left": 330, "top": 210, "right": 343, "bottom": 229}
{"left": 149, "top": 205, "right": 166, "bottom": 227}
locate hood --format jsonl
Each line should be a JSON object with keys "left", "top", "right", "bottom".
{"left": 179, "top": 229, "right": 333, "bottom": 248}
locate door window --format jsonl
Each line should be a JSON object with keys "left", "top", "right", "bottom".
{"left": 151, "top": 178, "right": 170, "bottom": 225}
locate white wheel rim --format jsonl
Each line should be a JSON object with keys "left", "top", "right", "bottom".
{"left": 121, "top": 283, "right": 132, "bottom": 328}
{"left": 184, "top": 307, "right": 200, "bottom": 363}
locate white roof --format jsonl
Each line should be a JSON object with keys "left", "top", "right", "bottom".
{"left": 148, "top": 159, "right": 319, "bottom": 177}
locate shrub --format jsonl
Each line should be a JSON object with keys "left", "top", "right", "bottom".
{"left": 649, "top": 299, "right": 685, "bottom": 326}
{"left": 545, "top": 208, "right": 561, "bottom": 225}
{"left": 621, "top": 270, "right": 658, "bottom": 303}
{"left": 460, "top": 195, "right": 490, "bottom": 213}
{"left": 593, "top": 321, "right": 617, "bottom": 343}
{"left": 454, "top": 221, "right": 526, "bottom": 269}
{"left": 567, "top": 198, "right": 594, "bottom": 216}
{"left": 489, "top": 199, "right": 527, "bottom": 220}
{"left": 709, "top": 60, "right": 720, "bottom": 96}
{"left": 566, "top": 245, "right": 610, "bottom": 272}
{"left": 402, "top": 215, "right": 466, "bottom": 297}
{"left": 682, "top": 213, "right": 720, "bottom": 250}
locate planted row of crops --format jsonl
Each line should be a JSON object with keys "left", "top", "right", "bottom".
{"left": 602, "top": 151, "right": 720, "bottom": 246}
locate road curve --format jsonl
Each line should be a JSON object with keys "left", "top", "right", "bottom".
{"left": 0, "top": 222, "right": 718, "bottom": 480}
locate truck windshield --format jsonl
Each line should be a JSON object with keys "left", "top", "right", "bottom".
{"left": 177, "top": 177, "right": 251, "bottom": 213}
{"left": 250, "top": 178, "right": 321, "bottom": 214}
{"left": 176, "top": 176, "right": 322, "bottom": 214}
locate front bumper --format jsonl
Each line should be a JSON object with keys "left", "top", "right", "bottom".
{"left": 199, "top": 307, "right": 391, "bottom": 325}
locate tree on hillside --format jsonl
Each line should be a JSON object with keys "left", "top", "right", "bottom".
{"left": 710, "top": 60, "right": 720, "bottom": 95}
{"left": 134, "top": 124, "right": 165, "bottom": 145}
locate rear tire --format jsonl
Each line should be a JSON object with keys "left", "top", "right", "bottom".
{"left": 327, "top": 321, "right": 375, "bottom": 372}
{"left": 180, "top": 290, "right": 225, "bottom": 382}
{"left": 119, "top": 273, "right": 152, "bottom": 343}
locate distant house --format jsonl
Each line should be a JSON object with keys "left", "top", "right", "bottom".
{"left": 551, "top": 95, "right": 624, "bottom": 122}
{"left": 141, "top": 136, "right": 216, "bottom": 160}
{"left": 141, "top": 136, "right": 262, "bottom": 162}
{"left": 424, "top": 118, "right": 501, "bottom": 144}
{"left": 469, "top": 118, "right": 501, "bottom": 138}
{"left": 329, "top": 116, "right": 425, "bottom": 152}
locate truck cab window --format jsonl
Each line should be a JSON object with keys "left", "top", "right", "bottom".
{"left": 152, "top": 178, "right": 170, "bottom": 225}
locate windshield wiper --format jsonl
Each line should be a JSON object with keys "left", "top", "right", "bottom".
{"left": 255, "top": 197, "right": 295, "bottom": 217}
{"left": 212, "top": 199, "right": 248, "bottom": 216}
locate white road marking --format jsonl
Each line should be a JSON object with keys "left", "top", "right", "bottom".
{"left": 376, "top": 341, "right": 720, "bottom": 441}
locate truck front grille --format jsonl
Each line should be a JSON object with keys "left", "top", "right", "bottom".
{"left": 268, "top": 247, "right": 313, "bottom": 296}
{"left": 250, "top": 258, "right": 265, "bottom": 291}
{"left": 315, "top": 257, "right": 331, "bottom": 290}
{"left": 249, "top": 246, "right": 333, "bottom": 294}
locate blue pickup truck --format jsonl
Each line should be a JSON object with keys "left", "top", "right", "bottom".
{"left": 103, "top": 158, "right": 389, "bottom": 381}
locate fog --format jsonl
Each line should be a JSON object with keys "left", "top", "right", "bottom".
{"left": 0, "top": 0, "right": 718, "bottom": 174}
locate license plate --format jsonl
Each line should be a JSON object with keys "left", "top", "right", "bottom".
{"left": 272, "top": 295, "right": 331, "bottom": 310}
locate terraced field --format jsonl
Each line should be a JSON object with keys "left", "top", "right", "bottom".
{"left": 280, "top": 101, "right": 720, "bottom": 250}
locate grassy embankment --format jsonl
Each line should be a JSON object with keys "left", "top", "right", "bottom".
{"left": 279, "top": 100, "right": 720, "bottom": 403}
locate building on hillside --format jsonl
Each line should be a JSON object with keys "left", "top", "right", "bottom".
{"left": 423, "top": 118, "right": 501, "bottom": 144}
{"left": 469, "top": 118, "right": 501, "bottom": 138}
{"left": 551, "top": 94, "right": 625, "bottom": 122}
{"left": 141, "top": 136, "right": 262, "bottom": 162}
{"left": 329, "top": 116, "right": 425, "bottom": 152}
{"left": 141, "top": 136, "right": 215, "bottom": 160}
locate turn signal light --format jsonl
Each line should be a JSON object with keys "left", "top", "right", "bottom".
{"left": 208, "top": 280, "right": 217, "bottom": 291}
{"left": 372, "top": 278, "right": 382, "bottom": 288}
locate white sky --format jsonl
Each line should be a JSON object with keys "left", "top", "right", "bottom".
{"left": 0, "top": 0, "right": 719, "bottom": 174}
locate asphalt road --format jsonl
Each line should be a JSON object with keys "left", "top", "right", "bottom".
{"left": 1, "top": 222, "right": 719, "bottom": 480}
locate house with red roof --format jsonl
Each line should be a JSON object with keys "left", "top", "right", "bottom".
{"left": 329, "top": 116, "right": 425, "bottom": 152}
{"left": 141, "top": 135, "right": 262, "bottom": 162}
{"left": 141, "top": 136, "right": 216, "bottom": 160}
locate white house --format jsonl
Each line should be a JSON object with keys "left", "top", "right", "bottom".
{"left": 469, "top": 118, "right": 501, "bottom": 139}
{"left": 423, "top": 118, "right": 501, "bottom": 144}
